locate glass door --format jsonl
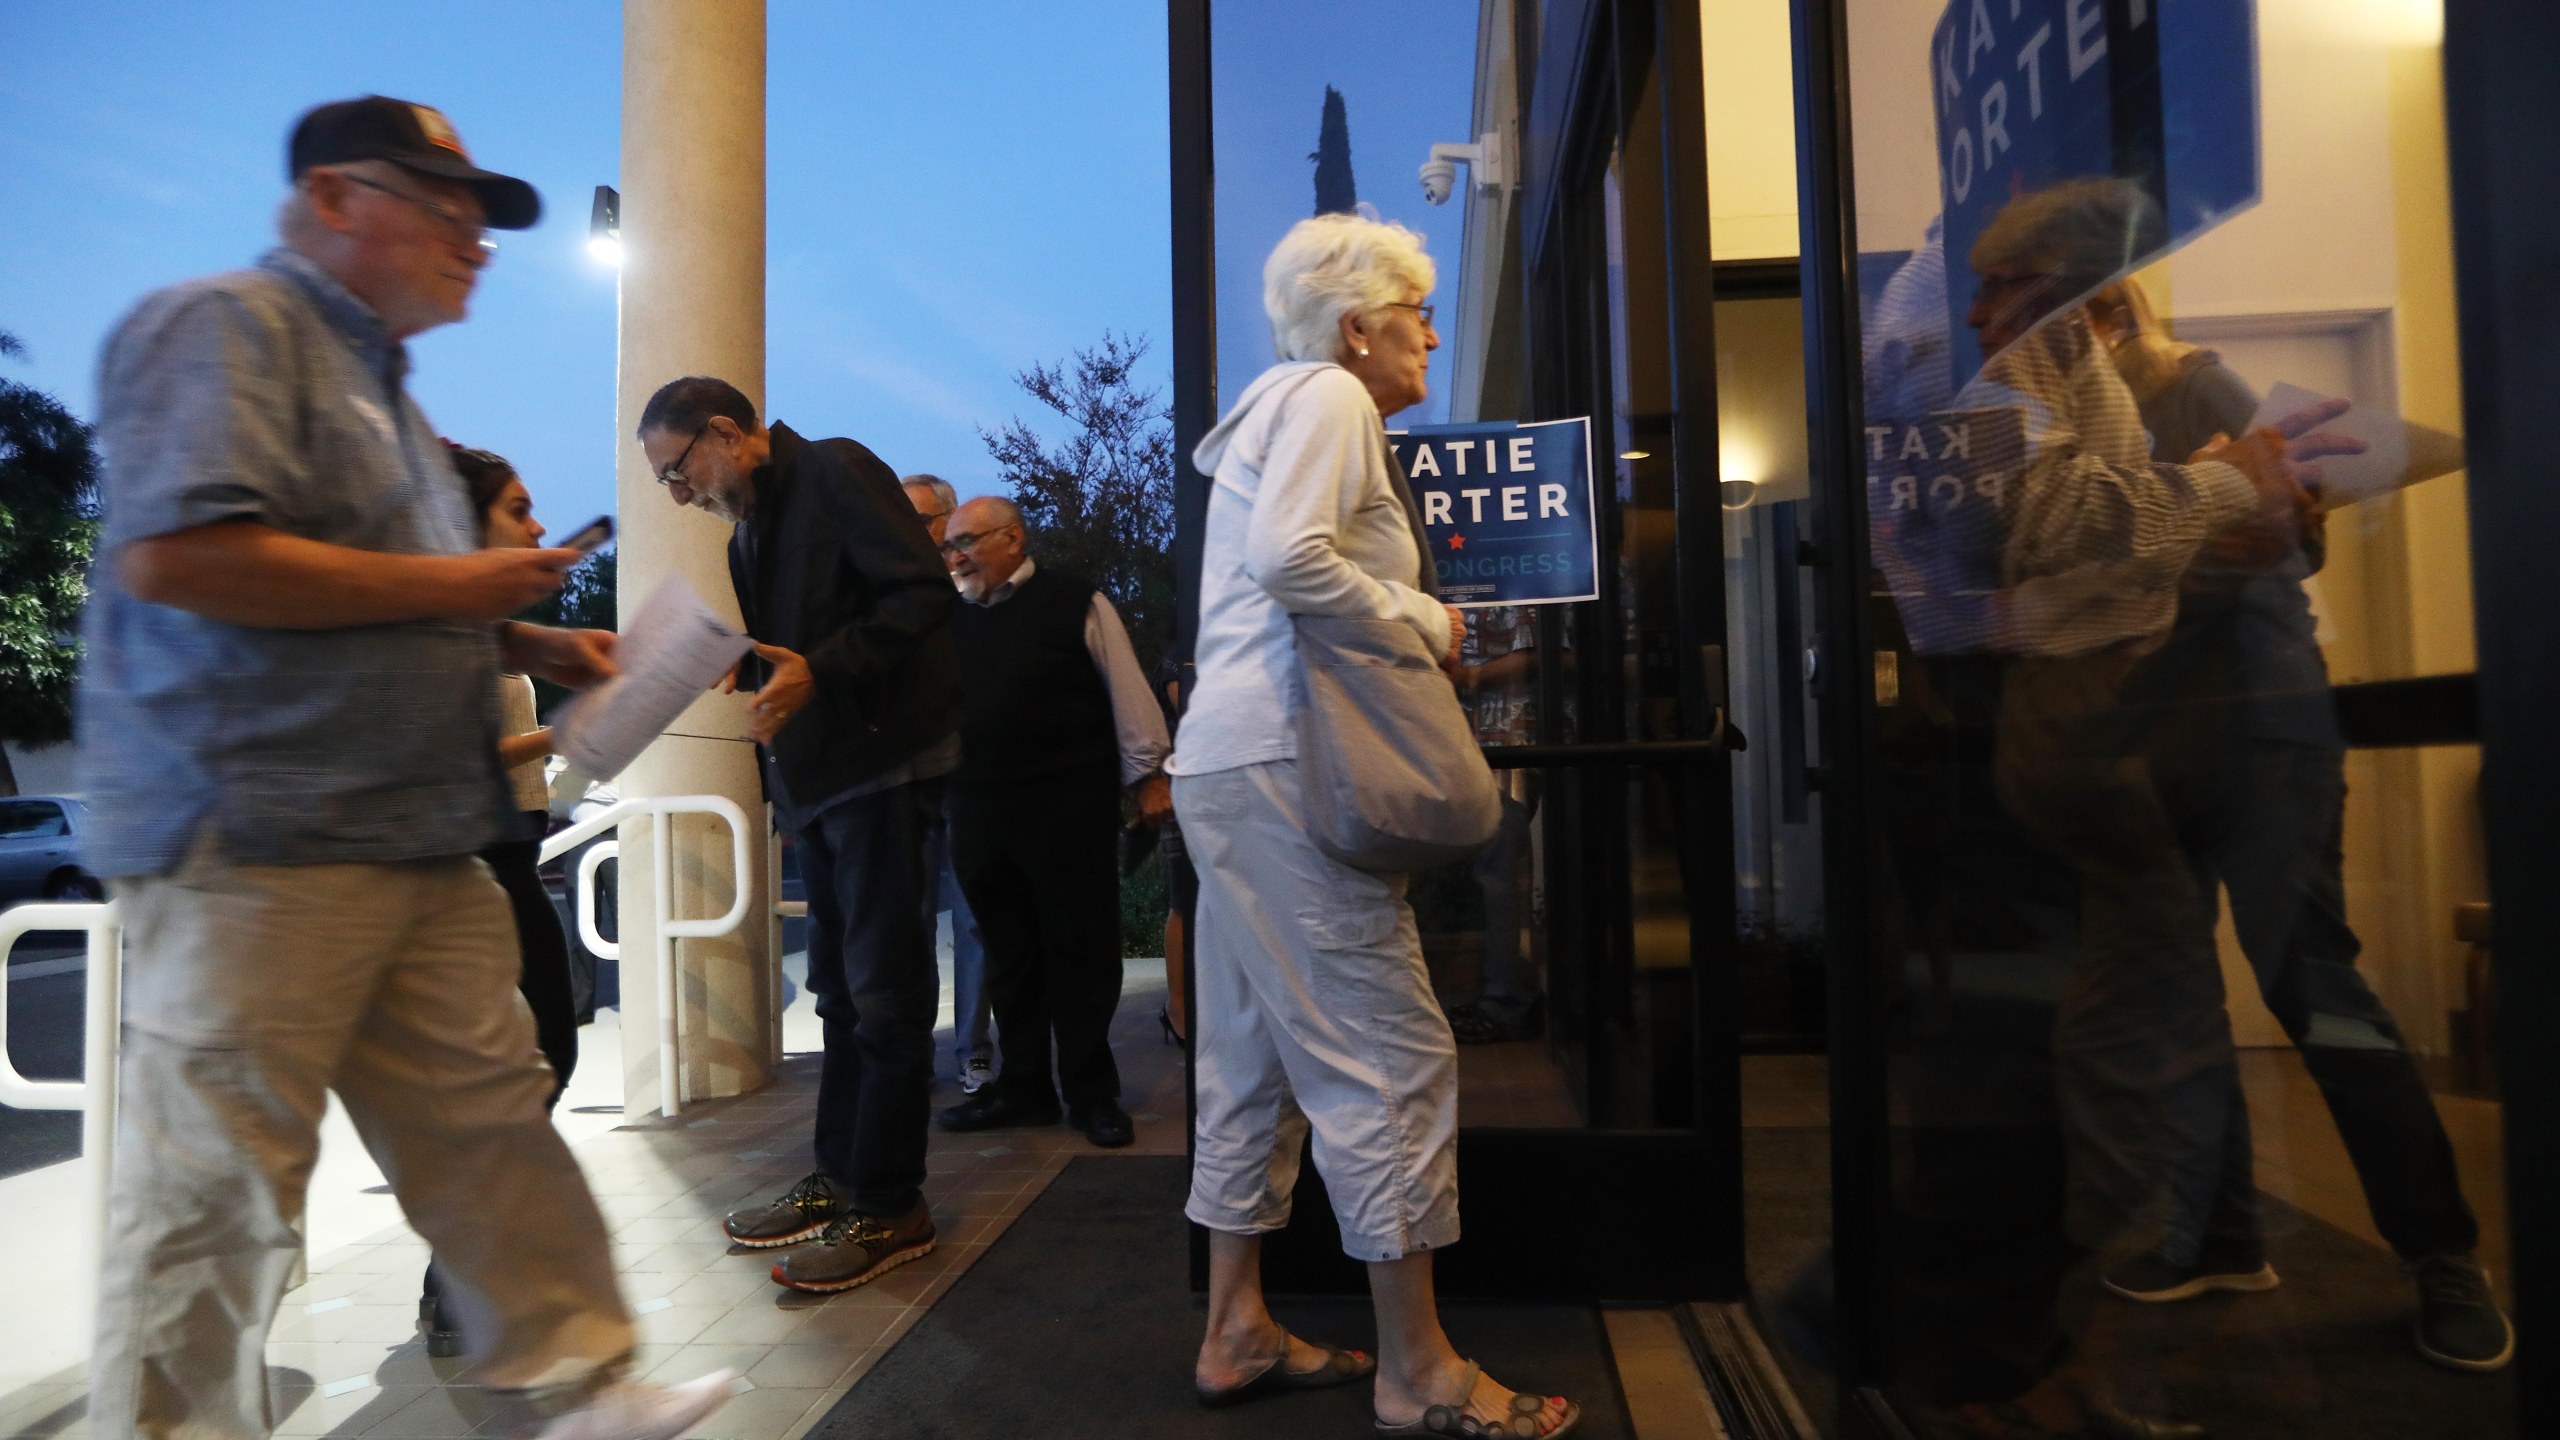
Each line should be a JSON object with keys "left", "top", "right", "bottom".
{"left": 1792, "top": 0, "right": 2521, "bottom": 1433}
{"left": 1173, "top": 0, "right": 1749, "bottom": 1302}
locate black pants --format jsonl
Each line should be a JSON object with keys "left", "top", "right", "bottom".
{"left": 950, "top": 768, "right": 1124, "bottom": 1112}
{"left": 2190, "top": 741, "right": 2479, "bottom": 1260}
{"left": 803, "top": 779, "right": 942, "bottom": 1218}
{"left": 426, "top": 811, "right": 579, "bottom": 1311}
{"left": 481, "top": 814, "right": 579, "bottom": 1097}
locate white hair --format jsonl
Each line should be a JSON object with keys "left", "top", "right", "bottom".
{"left": 1261, "top": 213, "right": 1437, "bottom": 363}
{"left": 900, "top": 474, "right": 959, "bottom": 512}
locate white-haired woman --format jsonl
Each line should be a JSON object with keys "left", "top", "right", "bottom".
{"left": 1170, "top": 213, "right": 1580, "bottom": 1438}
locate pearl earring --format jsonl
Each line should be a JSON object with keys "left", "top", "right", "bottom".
{"left": 1357, "top": 345, "right": 1370, "bottom": 357}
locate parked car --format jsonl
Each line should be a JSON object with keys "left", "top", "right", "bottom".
{"left": 0, "top": 796, "right": 101, "bottom": 905}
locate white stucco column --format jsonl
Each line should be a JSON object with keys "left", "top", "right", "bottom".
{"left": 613, "top": 0, "right": 774, "bottom": 1117}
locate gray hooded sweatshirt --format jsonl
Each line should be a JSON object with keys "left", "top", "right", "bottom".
{"left": 1169, "top": 362, "right": 1451, "bottom": 777}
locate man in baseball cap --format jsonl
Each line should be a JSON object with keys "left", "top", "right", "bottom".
{"left": 77, "top": 98, "right": 734, "bottom": 1440}
{"left": 289, "top": 94, "right": 542, "bottom": 229}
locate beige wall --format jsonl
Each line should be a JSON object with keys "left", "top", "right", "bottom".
{"left": 1701, "top": 0, "right": 1800, "bottom": 259}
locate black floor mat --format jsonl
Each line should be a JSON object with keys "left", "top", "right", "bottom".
{"left": 805, "top": 1155, "right": 1633, "bottom": 1440}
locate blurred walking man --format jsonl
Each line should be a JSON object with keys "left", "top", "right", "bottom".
{"left": 640, "top": 378, "right": 959, "bottom": 1294}
{"left": 932, "top": 497, "right": 1172, "bottom": 1148}
{"left": 78, "top": 97, "right": 732, "bottom": 1440}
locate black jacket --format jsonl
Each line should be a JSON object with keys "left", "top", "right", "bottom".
{"left": 727, "top": 422, "right": 958, "bottom": 814}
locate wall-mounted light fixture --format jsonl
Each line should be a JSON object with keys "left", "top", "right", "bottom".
{"left": 588, "top": 185, "right": 622, "bottom": 266}
{"left": 1619, "top": 449, "right": 1651, "bottom": 461}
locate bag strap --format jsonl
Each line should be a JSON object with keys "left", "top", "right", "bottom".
{"left": 1379, "top": 433, "right": 1441, "bottom": 602}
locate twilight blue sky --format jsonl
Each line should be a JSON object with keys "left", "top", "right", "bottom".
{"left": 1212, "top": 1, "right": 1481, "bottom": 422}
{"left": 0, "top": 2, "right": 1486, "bottom": 532}
{"left": 0, "top": 1, "right": 1175, "bottom": 529}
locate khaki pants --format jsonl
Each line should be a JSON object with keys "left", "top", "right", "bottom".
{"left": 92, "top": 840, "right": 633, "bottom": 1440}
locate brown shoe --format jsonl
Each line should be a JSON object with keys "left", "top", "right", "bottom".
{"left": 771, "top": 1203, "right": 936, "bottom": 1293}
{"left": 722, "top": 1171, "right": 847, "bottom": 1249}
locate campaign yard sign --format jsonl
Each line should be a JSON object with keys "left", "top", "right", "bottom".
{"left": 1931, "top": 0, "right": 2259, "bottom": 388}
{"left": 1388, "top": 418, "right": 1597, "bottom": 608}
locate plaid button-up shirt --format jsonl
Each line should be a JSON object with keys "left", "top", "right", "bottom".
{"left": 76, "top": 248, "right": 509, "bottom": 876}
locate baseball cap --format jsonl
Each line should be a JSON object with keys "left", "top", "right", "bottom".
{"left": 288, "top": 96, "right": 541, "bottom": 231}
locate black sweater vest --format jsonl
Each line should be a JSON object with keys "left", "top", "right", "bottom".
{"left": 952, "top": 566, "right": 1118, "bottom": 787}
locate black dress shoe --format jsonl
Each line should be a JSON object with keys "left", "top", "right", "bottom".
{"left": 1070, "top": 1100, "right": 1135, "bottom": 1149}
{"left": 938, "top": 1090, "right": 1062, "bottom": 1132}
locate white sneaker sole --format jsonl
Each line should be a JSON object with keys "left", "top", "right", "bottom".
{"left": 2105, "top": 1263, "right": 2281, "bottom": 1303}
{"left": 2415, "top": 1316, "right": 2516, "bottom": 1372}
{"left": 771, "top": 1237, "right": 936, "bottom": 1294}
{"left": 537, "top": 1371, "right": 738, "bottom": 1440}
{"left": 724, "top": 1219, "right": 831, "bottom": 1250}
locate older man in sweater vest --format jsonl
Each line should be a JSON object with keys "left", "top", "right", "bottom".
{"left": 933, "top": 496, "right": 1172, "bottom": 1148}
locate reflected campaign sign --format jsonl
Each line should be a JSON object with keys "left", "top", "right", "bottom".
{"left": 1388, "top": 418, "right": 1597, "bottom": 608}
{"left": 1931, "top": 0, "right": 2259, "bottom": 385}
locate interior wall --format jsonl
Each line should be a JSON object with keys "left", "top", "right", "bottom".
{"left": 1700, "top": 0, "right": 1800, "bottom": 258}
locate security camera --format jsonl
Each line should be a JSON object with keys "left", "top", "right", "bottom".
{"left": 1418, "top": 134, "right": 1509, "bottom": 207}
{"left": 1420, "top": 157, "right": 1460, "bottom": 206}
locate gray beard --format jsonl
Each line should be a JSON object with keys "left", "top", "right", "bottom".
{"left": 954, "top": 572, "right": 987, "bottom": 602}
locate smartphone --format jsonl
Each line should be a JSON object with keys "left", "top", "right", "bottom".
{"left": 558, "top": 515, "right": 615, "bottom": 557}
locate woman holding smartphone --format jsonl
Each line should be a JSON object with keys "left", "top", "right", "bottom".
{"left": 419, "top": 444, "right": 589, "bottom": 1355}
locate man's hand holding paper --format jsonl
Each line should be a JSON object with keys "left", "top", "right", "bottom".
{"left": 551, "top": 574, "right": 756, "bottom": 781}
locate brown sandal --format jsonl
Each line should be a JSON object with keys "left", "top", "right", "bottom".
{"left": 1373, "top": 1361, "right": 1581, "bottom": 1439}
{"left": 1195, "top": 1338, "right": 1376, "bottom": 1408}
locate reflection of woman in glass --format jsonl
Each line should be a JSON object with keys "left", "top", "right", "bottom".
{"left": 2087, "top": 279, "right": 2509, "bottom": 1371}
{"left": 1172, "top": 214, "right": 1579, "bottom": 1437}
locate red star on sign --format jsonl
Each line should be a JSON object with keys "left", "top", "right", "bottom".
{"left": 1447, "top": 534, "right": 1467, "bottom": 550}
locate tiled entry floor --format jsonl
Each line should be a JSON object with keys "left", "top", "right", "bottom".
{"left": 0, "top": 959, "right": 1189, "bottom": 1440}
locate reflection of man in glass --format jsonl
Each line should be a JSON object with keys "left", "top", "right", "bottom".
{"left": 1449, "top": 605, "right": 1544, "bottom": 1044}
{"left": 1967, "top": 179, "right": 2309, "bottom": 1278}
{"left": 1867, "top": 178, "right": 2317, "bottom": 1435}
{"left": 2084, "top": 278, "right": 2511, "bottom": 1371}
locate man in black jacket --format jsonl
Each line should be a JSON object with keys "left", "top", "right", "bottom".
{"left": 638, "top": 376, "right": 957, "bottom": 1294}
{"left": 931, "top": 496, "right": 1171, "bottom": 1148}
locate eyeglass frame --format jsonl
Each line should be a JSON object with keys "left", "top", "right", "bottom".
{"left": 938, "top": 522, "right": 1021, "bottom": 558}
{"left": 1386, "top": 301, "right": 1437, "bottom": 327}
{"left": 336, "top": 170, "right": 498, "bottom": 255}
{"left": 654, "top": 423, "right": 709, "bottom": 489}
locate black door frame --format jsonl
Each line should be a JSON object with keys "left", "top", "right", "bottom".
{"left": 1788, "top": 0, "right": 2559, "bottom": 1430}
{"left": 1165, "top": 0, "right": 1749, "bottom": 1304}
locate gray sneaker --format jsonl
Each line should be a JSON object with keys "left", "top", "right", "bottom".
{"left": 721, "top": 1171, "right": 846, "bottom": 1249}
{"left": 2414, "top": 1254, "right": 2513, "bottom": 1371}
{"left": 771, "top": 1203, "right": 936, "bottom": 1294}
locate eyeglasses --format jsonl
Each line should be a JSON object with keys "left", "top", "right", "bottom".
{"left": 938, "top": 525, "right": 1015, "bottom": 557}
{"left": 655, "top": 424, "right": 708, "bottom": 488}
{"left": 1387, "top": 301, "right": 1437, "bottom": 327}
{"left": 340, "top": 172, "right": 497, "bottom": 254}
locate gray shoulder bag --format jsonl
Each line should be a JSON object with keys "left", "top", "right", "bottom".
{"left": 1291, "top": 440, "right": 1502, "bottom": 872}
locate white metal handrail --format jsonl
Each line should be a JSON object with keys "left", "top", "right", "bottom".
{"left": 541, "top": 794, "right": 752, "bottom": 1117}
{"left": 0, "top": 901, "right": 123, "bottom": 1271}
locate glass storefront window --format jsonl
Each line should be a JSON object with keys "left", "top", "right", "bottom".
{"left": 1837, "top": 0, "right": 2511, "bottom": 1431}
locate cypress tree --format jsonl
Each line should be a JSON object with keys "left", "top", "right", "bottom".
{"left": 1312, "top": 85, "right": 1358, "bottom": 215}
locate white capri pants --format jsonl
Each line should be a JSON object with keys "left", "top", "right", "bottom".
{"left": 1174, "top": 759, "right": 1461, "bottom": 1262}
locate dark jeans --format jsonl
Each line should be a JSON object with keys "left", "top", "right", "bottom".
{"left": 482, "top": 814, "right": 579, "bottom": 1098}
{"left": 804, "top": 779, "right": 942, "bottom": 1218}
{"left": 950, "top": 768, "right": 1124, "bottom": 1112}
{"left": 2189, "top": 741, "right": 2478, "bottom": 1260}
